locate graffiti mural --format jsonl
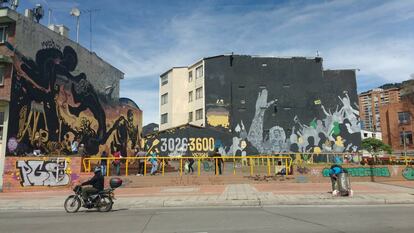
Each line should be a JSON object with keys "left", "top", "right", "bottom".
{"left": 16, "top": 158, "right": 70, "bottom": 186}
{"left": 322, "top": 167, "right": 390, "bottom": 177}
{"left": 149, "top": 56, "right": 360, "bottom": 156}
{"left": 5, "top": 41, "right": 142, "bottom": 156}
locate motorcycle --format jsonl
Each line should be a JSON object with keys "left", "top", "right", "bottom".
{"left": 64, "top": 178, "right": 122, "bottom": 213}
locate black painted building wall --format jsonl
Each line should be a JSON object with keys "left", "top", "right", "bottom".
{"left": 152, "top": 55, "right": 360, "bottom": 156}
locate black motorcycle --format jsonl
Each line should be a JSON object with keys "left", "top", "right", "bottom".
{"left": 64, "top": 178, "right": 122, "bottom": 213}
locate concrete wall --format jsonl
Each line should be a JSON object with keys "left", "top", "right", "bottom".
{"left": 14, "top": 14, "right": 123, "bottom": 98}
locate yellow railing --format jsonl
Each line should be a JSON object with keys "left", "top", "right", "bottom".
{"left": 82, "top": 156, "right": 292, "bottom": 177}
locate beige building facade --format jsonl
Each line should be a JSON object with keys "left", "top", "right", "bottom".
{"left": 159, "top": 60, "right": 206, "bottom": 131}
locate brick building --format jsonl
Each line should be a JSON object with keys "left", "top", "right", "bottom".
{"left": 380, "top": 98, "right": 414, "bottom": 154}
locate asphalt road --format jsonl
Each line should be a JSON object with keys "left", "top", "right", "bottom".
{"left": 1, "top": 205, "right": 414, "bottom": 233}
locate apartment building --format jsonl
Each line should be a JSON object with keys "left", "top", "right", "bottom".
{"left": 159, "top": 60, "right": 205, "bottom": 131}
{"left": 358, "top": 87, "right": 400, "bottom": 132}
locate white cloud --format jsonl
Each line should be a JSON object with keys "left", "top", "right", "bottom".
{"left": 92, "top": 0, "right": 414, "bottom": 124}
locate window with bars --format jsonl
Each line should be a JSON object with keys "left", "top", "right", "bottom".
{"left": 161, "top": 113, "right": 168, "bottom": 124}
{"left": 196, "top": 108, "right": 203, "bottom": 120}
{"left": 188, "top": 112, "right": 193, "bottom": 122}
{"left": 196, "top": 87, "right": 203, "bottom": 99}
{"left": 188, "top": 91, "right": 193, "bottom": 102}
{"left": 160, "top": 74, "right": 168, "bottom": 86}
{"left": 161, "top": 93, "right": 168, "bottom": 105}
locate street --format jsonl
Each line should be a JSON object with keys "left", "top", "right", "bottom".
{"left": 1, "top": 205, "right": 414, "bottom": 233}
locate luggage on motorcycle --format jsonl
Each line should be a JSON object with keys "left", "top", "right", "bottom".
{"left": 110, "top": 177, "right": 122, "bottom": 188}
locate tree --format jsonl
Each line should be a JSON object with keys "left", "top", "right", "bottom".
{"left": 361, "top": 138, "right": 392, "bottom": 164}
{"left": 401, "top": 75, "right": 414, "bottom": 104}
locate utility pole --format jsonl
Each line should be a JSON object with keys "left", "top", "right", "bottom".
{"left": 402, "top": 127, "right": 407, "bottom": 157}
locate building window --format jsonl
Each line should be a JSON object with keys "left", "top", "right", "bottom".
{"left": 196, "top": 65, "right": 203, "bottom": 78}
{"left": 188, "top": 91, "right": 193, "bottom": 102}
{"left": 188, "top": 112, "right": 193, "bottom": 122}
{"left": 0, "top": 66, "right": 4, "bottom": 85}
{"left": 196, "top": 108, "right": 203, "bottom": 120}
{"left": 400, "top": 131, "right": 413, "bottom": 145}
{"left": 160, "top": 73, "right": 168, "bottom": 86}
{"left": 188, "top": 71, "right": 193, "bottom": 82}
{"left": 161, "top": 113, "right": 168, "bottom": 124}
{"left": 398, "top": 112, "right": 411, "bottom": 124}
{"left": 161, "top": 93, "right": 168, "bottom": 105}
{"left": 0, "top": 111, "right": 4, "bottom": 141}
{"left": 0, "top": 26, "right": 7, "bottom": 43}
{"left": 196, "top": 87, "right": 203, "bottom": 99}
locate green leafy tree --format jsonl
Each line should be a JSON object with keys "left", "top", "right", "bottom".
{"left": 361, "top": 138, "right": 392, "bottom": 164}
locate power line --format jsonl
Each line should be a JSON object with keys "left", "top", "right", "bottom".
{"left": 83, "top": 9, "right": 100, "bottom": 52}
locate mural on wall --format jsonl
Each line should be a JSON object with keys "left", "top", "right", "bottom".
{"left": 322, "top": 167, "right": 390, "bottom": 177}
{"left": 213, "top": 88, "right": 360, "bottom": 156}
{"left": 16, "top": 158, "right": 71, "bottom": 186}
{"left": 5, "top": 41, "right": 142, "bottom": 156}
{"left": 149, "top": 87, "right": 360, "bottom": 157}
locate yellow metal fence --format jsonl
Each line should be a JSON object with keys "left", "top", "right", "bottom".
{"left": 82, "top": 156, "right": 292, "bottom": 177}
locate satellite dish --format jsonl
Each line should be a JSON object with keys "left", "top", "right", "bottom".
{"left": 70, "top": 8, "right": 80, "bottom": 17}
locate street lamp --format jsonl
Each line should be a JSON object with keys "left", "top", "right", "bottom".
{"left": 402, "top": 127, "right": 407, "bottom": 157}
{"left": 70, "top": 8, "right": 81, "bottom": 43}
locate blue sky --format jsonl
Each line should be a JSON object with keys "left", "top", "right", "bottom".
{"left": 20, "top": 0, "right": 414, "bottom": 125}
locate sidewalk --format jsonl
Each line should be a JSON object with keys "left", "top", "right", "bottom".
{"left": 1, "top": 182, "right": 414, "bottom": 211}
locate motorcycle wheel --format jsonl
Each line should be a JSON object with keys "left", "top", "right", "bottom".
{"left": 97, "top": 196, "right": 113, "bottom": 212}
{"left": 64, "top": 195, "right": 81, "bottom": 213}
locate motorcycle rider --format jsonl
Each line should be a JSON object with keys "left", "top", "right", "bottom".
{"left": 81, "top": 166, "right": 104, "bottom": 202}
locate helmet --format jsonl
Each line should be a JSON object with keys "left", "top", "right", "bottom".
{"left": 94, "top": 166, "right": 101, "bottom": 174}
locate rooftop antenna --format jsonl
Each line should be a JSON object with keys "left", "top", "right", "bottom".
{"left": 47, "top": 8, "right": 52, "bottom": 25}
{"left": 70, "top": 7, "right": 81, "bottom": 43}
{"left": 84, "top": 9, "right": 100, "bottom": 51}
{"left": 10, "top": 0, "right": 19, "bottom": 10}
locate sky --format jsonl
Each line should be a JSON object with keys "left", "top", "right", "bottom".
{"left": 19, "top": 0, "right": 414, "bottom": 126}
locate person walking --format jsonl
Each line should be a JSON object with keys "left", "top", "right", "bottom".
{"left": 71, "top": 138, "right": 79, "bottom": 155}
{"left": 149, "top": 151, "right": 158, "bottom": 175}
{"left": 112, "top": 150, "right": 122, "bottom": 176}
{"left": 213, "top": 148, "right": 223, "bottom": 175}
{"left": 188, "top": 157, "right": 195, "bottom": 174}
{"left": 100, "top": 150, "right": 108, "bottom": 176}
{"left": 135, "top": 148, "right": 146, "bottom": 176}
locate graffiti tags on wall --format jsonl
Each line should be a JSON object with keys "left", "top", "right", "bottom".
{"left": 402, "top": 167, "right": 414, "bottom": 180}
{"left": 16, "top": 158, "right": 70, "bottom": 186}
{"left": 322, "top": 167, "right": 390, "bottom": 177}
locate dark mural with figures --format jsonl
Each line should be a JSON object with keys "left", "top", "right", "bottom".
{"left": 5, "top": 41, "right": 142, "bottom": 157}
{"left": 150, "top": 55, "right": 361, "bottom": 157}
